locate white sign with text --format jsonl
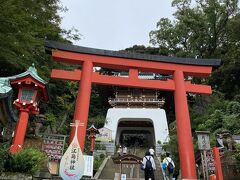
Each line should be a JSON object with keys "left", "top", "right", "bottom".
{"left": 83, "top": 155, "right": 94, "bottom": 177}
{"left": 197, "top": 132, "right": 211, "bottom": 150}
{"left": 59, "top": 121, "right": 85, "bottom": 180}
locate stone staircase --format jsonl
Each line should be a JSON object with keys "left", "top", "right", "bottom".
{"left": 96, "top": 147, "right": 165, "bottom": 180}
{"left": 98, "top": 157, "right": 120, "bottom": 179}
{"left": 154, "top": 157, "right": 165, "bottom": 180}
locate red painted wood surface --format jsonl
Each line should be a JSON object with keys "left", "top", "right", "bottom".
{"left": 69, "top": 61, "right": 93, "bottom": 151}
{"left": 10, "top": 110, "right": 29, "bottom": 154}
{"left": 213, "top": 147, "right": 223, "bottom": 180}
{"left": 49, "top": 48, "right": 216, "bottom": 179}
{"left": 51, "top": 69, "right": 212, "bottom": 94}
{"left": 174, "top": 70, "right": 197, "bottom": 179}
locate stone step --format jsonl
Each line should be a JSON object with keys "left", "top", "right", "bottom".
{"left": 154, "top": 157, "right": 165, "bottom": 180}
{"left": 97, "top": 147, "right": 165, "bottom": 179}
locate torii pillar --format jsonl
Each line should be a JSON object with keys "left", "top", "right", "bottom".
{"left": 174, "top": 70, "right": 196, "bottom": 178}
{"left": 69, "top": 61, "right": 93, "bottom": 150}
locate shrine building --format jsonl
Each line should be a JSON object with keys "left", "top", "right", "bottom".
{"left": 103, "top": 85, "right": 169, "bottom": 149}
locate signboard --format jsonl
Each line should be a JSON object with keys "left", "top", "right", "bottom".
{"left": 42, "top": 134, "right": 66, "bottom": 160}
{"left": 83, "top": 155, "right": 94, "bottom": 177}
{"left": 48, "top": 160, "right": 59, "bottom": 175}
{"left": 121, "top": 174, "right": 127, "bottom": 180}
{"left": 196, "top": 131, "right": 211, "bottom": 150}
{"left": 59, "top": 121, "right": 85, "bottom": 180}
{"left": 206, "top": 150, "right": 215, "bottom": 173}
{"left": 96, "top": 127, "right": 112, "bottom": 142}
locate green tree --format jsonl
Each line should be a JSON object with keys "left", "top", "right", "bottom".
{"left": 0, "top": 0, "right": 80, "bottom": 77}
{"left": 43, "top": 81, "right": 78, "bottom": 134}
{"left": 150, "top": 0, "right": 239, "bottom": 57}
{"left": 0, "top": 0, "right": 83, "bottom": 138}
{"left": 194, "top": 94, "right": 240, "bottom": 135}
{"left": 150, "top": 0, "right": 240, "bottom": 98}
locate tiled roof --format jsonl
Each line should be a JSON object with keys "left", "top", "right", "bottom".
{"left": 45, "top": 40, "right": 221, "bottom": 66}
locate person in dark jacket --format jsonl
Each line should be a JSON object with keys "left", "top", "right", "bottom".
{"left": 142, "top": 151, "right": 156, "bottom": 180}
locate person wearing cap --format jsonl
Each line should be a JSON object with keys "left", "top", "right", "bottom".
{"left": 149, "top": 147, "right": 154, "bottom": 157}
{"left": 142, "top": 151, "right": 156, "bottom": 180}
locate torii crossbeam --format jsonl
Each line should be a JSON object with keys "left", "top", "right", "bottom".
{"left": 46, "top": 41, "right": 221, "bottom": 179}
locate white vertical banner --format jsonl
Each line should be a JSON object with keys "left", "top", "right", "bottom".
{"left": 83, "top": 155, "right": 94, "bottom": 177}
{"left": 59, "top": 121, "right": 85, "bottom": 180}
{"left": 121, "top": 174, "right": 127, "bottom": 180}
{"left": 196, "top": 131, "right": 211, "bottom": 150}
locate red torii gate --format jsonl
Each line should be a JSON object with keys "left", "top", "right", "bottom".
{"left": 46, "top": 41, "right": 221, "bottom": 179}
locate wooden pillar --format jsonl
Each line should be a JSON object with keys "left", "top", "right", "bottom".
{"left": 120, "top": 162, "right": 122, "bottom": 179}
{"left": 213, "top": 147, "right": 223, "bottom": 180}
{"left": 137, "top": 163, "right": 139, "bottom": 179}
{"left": 209, "top": 174, "right": 216, "bottom": 180}
{"left": 174, "top": 70, "right": 197, "bottom": 179}
{"left": 90, "top": 135, "right": 96, "bottom": 153}
{"left": 70, "top": 61, "right": 93, "bottom": 151}
{"left": 10, "top": 110, "right": 29, "bottom": 154}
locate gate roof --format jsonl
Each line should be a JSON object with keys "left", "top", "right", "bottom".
{"left": 45, "top": 41, "right": 221, "bottom": 66}
{"left": 46, "top": 40, "right": 221, "bottom": 94}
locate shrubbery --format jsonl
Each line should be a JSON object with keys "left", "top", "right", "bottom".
{"left": 0, "top": 143, "right": 10, "bottom": 172}
{"left": 0, "top": 147, "right": 47, "bottom": 174}
{"left": 234, "top": 144, "right": 240, "bottom": 170}
{"left": 93, "top": 154, "right": 105, "bottom": 174}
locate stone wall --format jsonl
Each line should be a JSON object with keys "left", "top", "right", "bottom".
{"left": 0, "top": 173, "right": 32, "bottom": 180}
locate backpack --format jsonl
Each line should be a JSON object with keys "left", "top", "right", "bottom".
{"left": 145, "top": 156, "right": 153, "bottom": 172}
{"left": 166, "top": 159, "right": 174, "bottom": 173}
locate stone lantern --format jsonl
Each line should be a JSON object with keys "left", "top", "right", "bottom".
{"left": 9, "top": 65, "right": 48, "bottom": 153}
{"left": 87, "top": 124, "right": 99, "bottom": 154}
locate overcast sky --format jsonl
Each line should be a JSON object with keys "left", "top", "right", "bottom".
{"left": 59, "top": 0, "right": 175, "bottom": 50}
